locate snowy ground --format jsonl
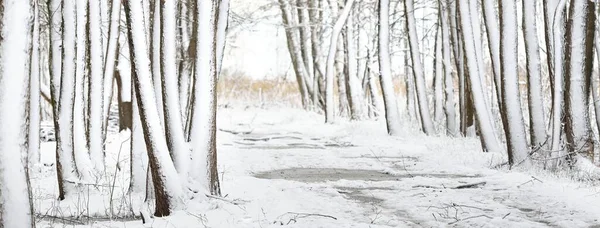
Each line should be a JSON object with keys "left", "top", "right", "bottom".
{"left": 34, "top": 106, "right": 600, "bottom": 227}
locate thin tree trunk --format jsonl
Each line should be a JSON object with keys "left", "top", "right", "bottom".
{"left": 344, "top": 10, "right": 366, "bottom": 120}
{"left": 324, "top": 0, "right": 354, "bottom": 123}
{"left": 378, "top": 0, "right": 401, "bottom": 135}
{"left": 433, "top": 22, "right": 444, "bottom": 124}
{"left": 549, "top": 0, "right": 567, "bottom": 159}
{"left": 404, "top": 0, "right": 435, "bottom": 135}
{"left": 103, "top": 0, "right": 122, "bottom": 136}
{"left": 278, "top": 0, "right": 310, "bottom": 109}
{"left": 482, "top": 0, "right": 502, "bottom": 111}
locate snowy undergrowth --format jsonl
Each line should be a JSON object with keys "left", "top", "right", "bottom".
{"left": 33, "top": 106, "right": 600, "bottom": 227}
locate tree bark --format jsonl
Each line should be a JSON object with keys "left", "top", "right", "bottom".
{"left": 378, "top": 0, "right": 401, "bottom": 135}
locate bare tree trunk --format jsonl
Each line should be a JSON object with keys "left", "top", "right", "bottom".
{"left": 564, "top": 0, "right": 596, "bottom": 164}
{"left": 404, "top": 0, "right": 434, "bottom": 135}
{"left": 543, "top": 0, "right": 558, "bottom": 95}
{"left": 89, "top": 0, "right": 106, "bottom": 173}
{"left": 278, "top": 0, "right": 310, "bottom": 109}
{"left": 0, "top": 1, "right": 35, "bottom": 225}
{"left": 378, "top": 0, "right": 401, "bottom": 135}
{"left": 124, "top": 0, "right": 184, "bottom": 216}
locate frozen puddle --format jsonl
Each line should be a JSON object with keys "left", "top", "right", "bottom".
{"left": 253, "top": 168, "right": 480, "bottom": 182}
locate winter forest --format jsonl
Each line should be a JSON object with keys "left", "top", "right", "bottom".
{"left": 2, "top": 0, "right": 600, "bottom": 227}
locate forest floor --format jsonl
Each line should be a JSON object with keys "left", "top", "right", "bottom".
{"left": 36, "top": 106, "right": 600, "bottom": 227}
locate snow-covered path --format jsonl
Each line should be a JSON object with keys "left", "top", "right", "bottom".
{"left": 211, "top": 107, "right": 600, "bottom": 227}
{"left": 37, "top": 107, "right": 600, "bottom": 227}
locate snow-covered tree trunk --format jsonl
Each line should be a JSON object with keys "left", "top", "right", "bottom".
{"left": 124, "top": 0, "right": 184, "bottom": 216}
{"left": 344, "top": 10, "right": 366, "bottom": 120}
{"left": 161, "top": 0, "right": 189, "bottom": 179}
{"left": 73, "top": 0, "right": 94, "bottom": 181}
{"left": 297, "top": 0, "right": 315, "bottom": 94}
{"left": 48, "top": 0, "right": 63, "bottom": 102}
{"left": 56, "top": 0, "right": 80, "bottom": 200}
{"left": 404, "top": 39, "right": 417, "bottom": 121}
{"left": 549, "top": 0, "right": 566, "bottom": 157}
{"left": 151, "top": 0, "right": 165, "bottom": 129}
{"left": 457, "top": 0, "right": 503, "bottom": 153}
{"left": 543, "top": 0, "right": 558, "bottom": 93}
{"left": 103, "top": 0, "right": 122, "bottom": 135}
{"left": 433, "top": 23, "right": 444, "bottom": 124}
{"left": 129, "top": 78, "right": 149, "bottom": 195}
{"left": 378, "top": 0, "right": 401, "bottom": 135}
{"left": 216, "top": 0, "right": 230, "bottom": 75}
{"left": 189, "top": 0, "right": 222, "bottom": 196}
{"left": 0, "top": 1, "right": 35, "bottom": 225}
{"left": 439, "top": 0, "right": 458, "bottom": 136}
{"left": 404, "top": 0, "right": 434, "bottom": 135}
{"left": 522, "top": 0, "right": 546, "bottom": 149}
{"left": 594, "top": 30, "right": 600, "bottom": 143}
{"left": 278, "top": 0, "right": 310, "bottom": 109}
{"left": 324, "top": 0, "right": 354, "bottom": 123}
{"left": 482, "top": 0, "right": 502, "bottom": 110}
{"left": 564, "top": 0, "right": 596, "bottom": 163}
{"left": 179, "top": 0, "right": 194, "bottom": 124}
{"left": 29, "top": 0, "right": 41, "bottom": 167}
{"left": 498, "top": 0, "right": 530, "bottom": 166}
{"left": 89, "top": 0, "right": 106, "bottom": 172}
{"left": 309, "top": 0, "right": 323, "bottom": 109}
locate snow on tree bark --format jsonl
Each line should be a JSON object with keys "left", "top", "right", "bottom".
{"left": 522, "top": 0, "right": 546, "bottom": 149}
{"left": 48, "top": 0, "right": 63, "bottom": 102}
{"left": 482, "top": 0, "right": 502, "bottom": 111}
{"left": 89, "top": 0, "right": 106, "bottom": 173}
{"left": 549, "top": 0, "right": 567, "bottom": 158}
{"left": 73, "top": 0, "right": 94, "bottom": 181}
{"left": 161, "top": 0, "right": 189, "bottom": 180}
{"left": 404, "top": 0, "right": 435, "bottom": 135}
{"left": 56, "top": 0, "right": 81, "bottom": 200}
{"left": 216, "top": 0, "right": 230, "bottom": 75}
{"left": 564, "top": 0, "right": 596, "bottom": 163}
{"left": 278, "top": 0, "right": 310, "bottom": 109}
{"left": 378, "top": 0, "right": 401, "bottom": 135}
{"left": 29, "top": 1, "right": 41, "bottom": 166}
{"left": 433, "top": 23, "right": 444, "bottom": 124}
{"left": 190, "top": 0, "right": 222, "bottom": 196}
{"left": 324, "top": 0, "right": 355, "bottom": 123}
{"left": 344, "top": 10, "right": 367, "bottom": 120}
{"left": 498, "top": 0, "right": 530, "bottom": 166}
{"left": 0, "top": 1, "right": 35, "bottom": 225}
{"left": 439, "top": 0, "right": 458, "bottom": 136}
{"left": 151, "top": 0, "right": 165, "bottom": 130}
{"left": 124, "top": 0, "right": 184, "bottom": 216}
{"left": 103, "top": 0, "right": 122, "bottom": 135}
{"left": 457, "top": 0, "right": 503, "bottom": 153}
